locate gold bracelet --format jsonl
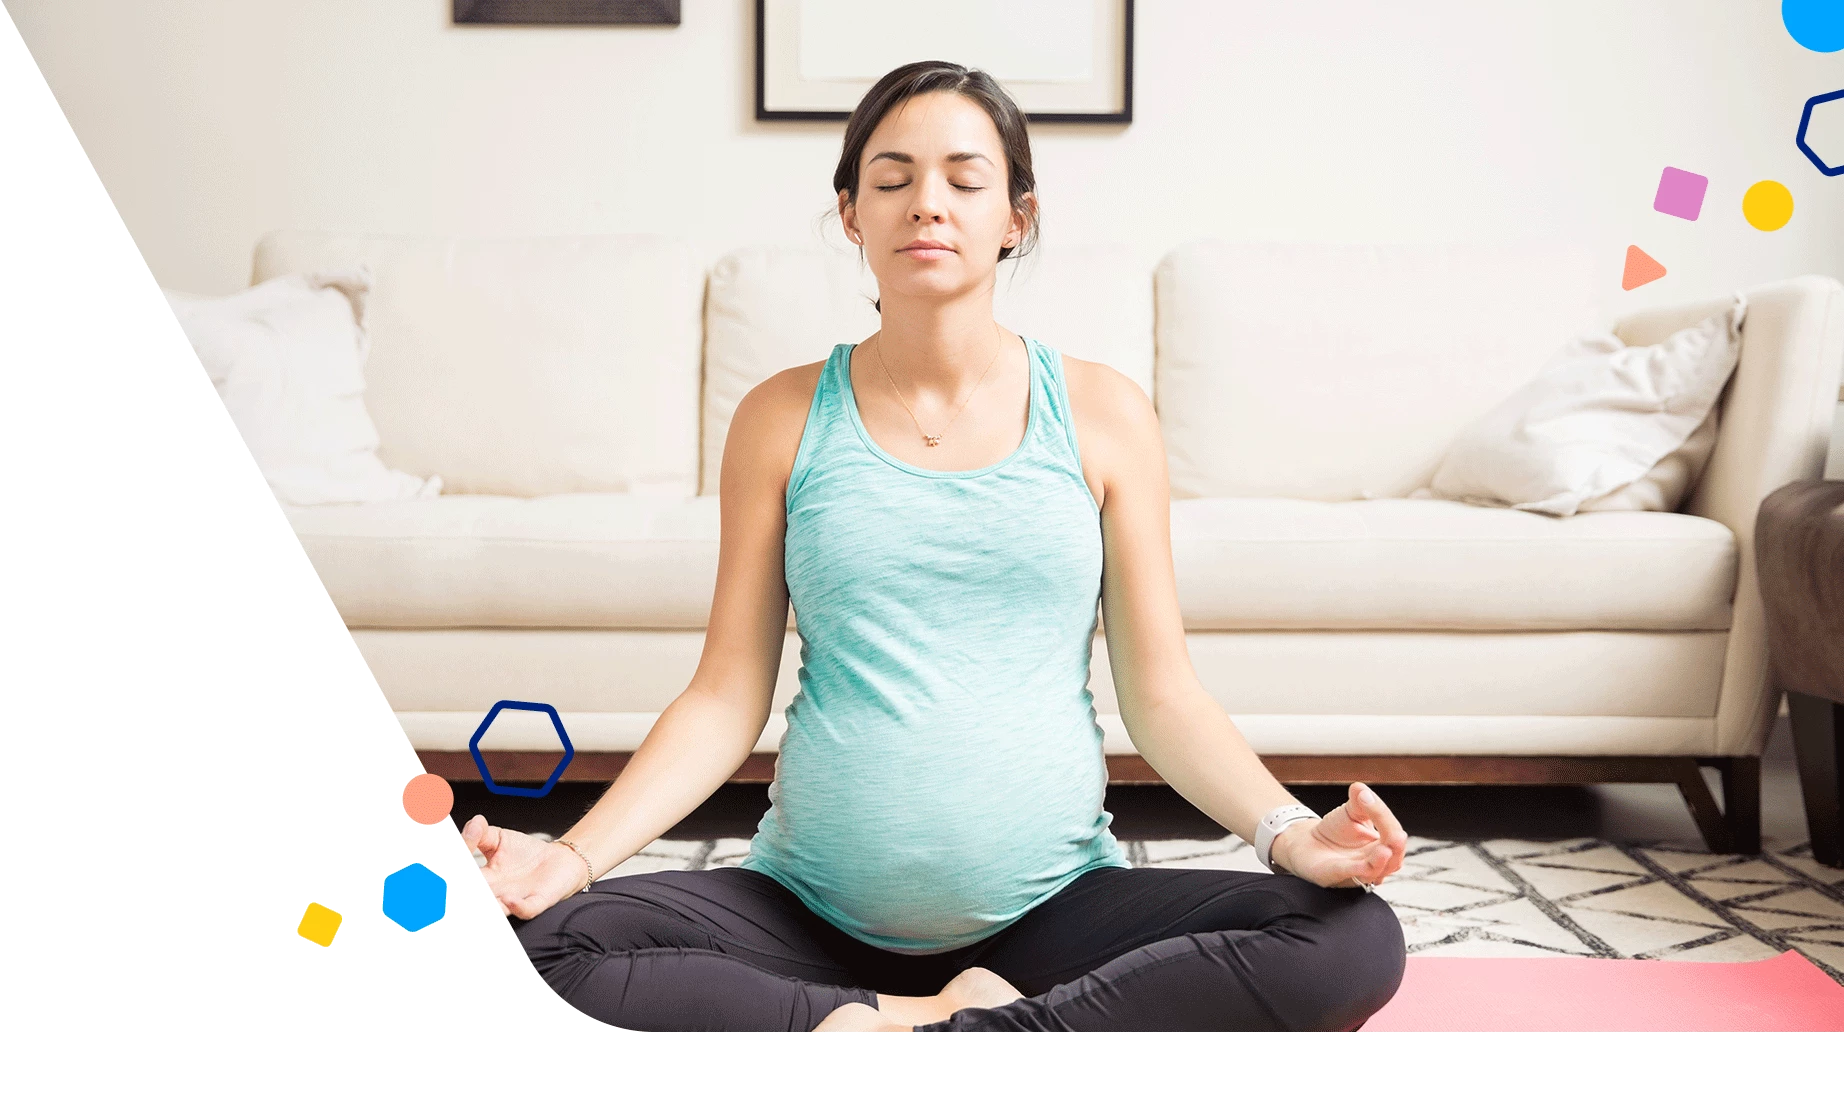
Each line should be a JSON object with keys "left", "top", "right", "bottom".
{"left": 555, "top": 839, "right": 596, "bottom": 893}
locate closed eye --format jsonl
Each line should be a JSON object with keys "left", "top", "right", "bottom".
{"left": 873, "top": 182, "right": 987, "bottom": 193}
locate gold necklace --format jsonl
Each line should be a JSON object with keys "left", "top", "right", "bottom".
{"left": 871, "top": 326, "right": 1005, "bottom": 447}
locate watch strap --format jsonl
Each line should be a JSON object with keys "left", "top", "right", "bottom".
{"left": 1254, "top": 803, "right": 1319, "bottom": 873}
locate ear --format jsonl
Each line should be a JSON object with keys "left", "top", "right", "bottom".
{"left": 838, "top": 189, "right": 861, "bottom": 244}
{"left": 1006, "top": 191, "right": 1038, "bottom": 250}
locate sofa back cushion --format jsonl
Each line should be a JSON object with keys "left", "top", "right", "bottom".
{"left": 252, "top": 232, "right": 704, "bottom": 497}
{"left": 1155, "top": 241, "right": 1606, "bottom": 501}
{"left": 700, "top": 243, "right": 1153, "bottom": 496}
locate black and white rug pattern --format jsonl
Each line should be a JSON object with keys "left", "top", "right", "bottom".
{"left": 1139, "top": 831, "right": 1844, "bottom": 984}
{"left": 587, "top": 830, "right": 1844, "bottom": 984}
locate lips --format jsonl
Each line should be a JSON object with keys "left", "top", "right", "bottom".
{"left": 899, "top": 240, "right": 954, "bottom": 258}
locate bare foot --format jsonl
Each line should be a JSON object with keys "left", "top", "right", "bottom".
{"left": 938, "top": 967, "right": 1024, "bottom": 1015}
{"left": 859, "top": 966, "right": 1027, "bottom": 1027}
{"left": 813, "top": 1002, "right": 913, "bottom": 1032}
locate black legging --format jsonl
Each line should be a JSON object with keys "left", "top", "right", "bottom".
{"left": 515, "top": 864, "right": 1407, "bottom": 1031}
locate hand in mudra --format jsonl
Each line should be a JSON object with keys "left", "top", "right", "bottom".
{"left": 1272, "top": 783, "right": 1408, "bottom": 890}
{"left": 461, "top": 814, "right": 589, "bottom": 920}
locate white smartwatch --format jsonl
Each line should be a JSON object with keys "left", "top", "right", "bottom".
{"left": 1253, "top": 803, "right": 1319, "bottom": 874}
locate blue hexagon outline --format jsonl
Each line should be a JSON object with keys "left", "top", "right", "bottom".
{"left": 382, "top": 862, "right": 447, "bottom": 933}
{"left": 1796, "top": 88, "right": 1844, "bottom": 176}
{"left": 468, "top": 699, "right": 575, "bottom": 798}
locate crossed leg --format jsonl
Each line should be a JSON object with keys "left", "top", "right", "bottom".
{"left": 516, "top": 866, "right": 1026, "bottom": 1031}
{"left": 514, "top": 867, "right": 879, "bottom": 1031}
{"left": 912, "top": 864, "right": 1408, "bottom": 1031}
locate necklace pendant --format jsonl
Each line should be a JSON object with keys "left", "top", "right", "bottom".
{"left": 924, "top": 435, "right": 941, "bottom": 447}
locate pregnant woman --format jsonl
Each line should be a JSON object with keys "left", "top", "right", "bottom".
{"left": 464, "top": 60, "right": 1409, "bottom": 1032}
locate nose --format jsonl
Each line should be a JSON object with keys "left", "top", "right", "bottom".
{"left": 908, "top": 174, "right": 949, "bottom": 224}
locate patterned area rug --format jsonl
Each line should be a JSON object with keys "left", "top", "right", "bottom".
{"left": 588, "top": 831, "right": 1844, "bottom": 984}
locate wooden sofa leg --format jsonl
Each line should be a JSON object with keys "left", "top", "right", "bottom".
{"left": 1678, "top": 757, "right": 1761, "bottom": 856}
{"left": 1681, "top": 759, "right": 1762, "bottom": 855}
{"left": 1674, "top": 760, "right": 1734, "bottom": 854}
{"left": 1719, "top": 757, "right": 1761, "bottom": 856}
{"left": 1788, "top": 692, "right": 1844, "bottom": 867}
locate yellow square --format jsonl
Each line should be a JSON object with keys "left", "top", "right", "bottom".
{"left": 297, "top": 902, "right": 342, "bottom": 947}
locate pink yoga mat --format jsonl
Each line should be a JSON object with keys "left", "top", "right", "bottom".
{"left": 1362, "top": 951, "right": 1844, "bottom": 1031}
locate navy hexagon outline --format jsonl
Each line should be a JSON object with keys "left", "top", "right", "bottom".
{"left": 468, "top": 699, "right": 575, "bottom": 798}
{"left": 1796, "top": 88, "right": 1844, "bottom": 176}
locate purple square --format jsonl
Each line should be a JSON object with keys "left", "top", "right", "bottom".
{"left": 1653, "top": 166, "right": 1708, "bottom": 221}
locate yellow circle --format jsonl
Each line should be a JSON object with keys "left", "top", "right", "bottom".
{"left": 1742, "top": 180, "right": 1793, "bottom": 231}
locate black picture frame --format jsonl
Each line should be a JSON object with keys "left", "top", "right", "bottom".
{"left": 755, "top": 0, "right": 1133, "bottom": 124}
{"left": 454, "top": 0, "right": 681, "bottom": 25}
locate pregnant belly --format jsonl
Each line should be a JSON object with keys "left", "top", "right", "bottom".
{"left": 755, "top": 724, "right": 1116, "bottom": 946}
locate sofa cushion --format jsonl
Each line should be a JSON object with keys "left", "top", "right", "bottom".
{"left": 367, "top": 628, "right": 1727, "bottom": 755}
{"left": 290, "top": 493, "right": 1734, "bottom": 633}
{"left": 701, "top": 243, "right": 1153, "bottom": 496}
{"left": 1155, "top": 240, "right": 1607, "bottom": 501}
{"left": 359, "top": 628, "right": 1723, "bottom": 725}
{"left": 252, "top": 232, "right": 704, "bottom": 498}
{"left": 1169, "top": 497, "right": 1736, "bottom": 631}
{"left": 287, "top": 493, "right": 723, "bottom": 629}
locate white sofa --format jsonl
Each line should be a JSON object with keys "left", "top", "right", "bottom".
{"left": 262, "top": 232, "right": 1844, "bottom": 852}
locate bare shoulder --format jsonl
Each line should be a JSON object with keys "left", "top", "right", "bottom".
{"left": 1058, "top": 353, "right": 1162, "bottom": 510}
{"left": 721, "top": 359, "right": 826, "bottom": 494}
{"left": 736, "top": 358, "right": 825, "bottom": 430}
{"left": 1060, "top": 354, "right": 1154, "bottom": 426}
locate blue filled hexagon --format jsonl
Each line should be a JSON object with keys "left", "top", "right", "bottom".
{"left": 382, "top": 863, "right": 447, "bottom": 932}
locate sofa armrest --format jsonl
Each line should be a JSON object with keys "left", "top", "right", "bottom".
{"left": 1614, "top": 275, "right": 1844, "bottom": 756}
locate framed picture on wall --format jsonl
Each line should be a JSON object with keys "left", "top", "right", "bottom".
{"left": 756, "top": 0, "right": 1133, "bottom": 124}
{"left": 453, "top": 1, "right": 681, "bottom": 24}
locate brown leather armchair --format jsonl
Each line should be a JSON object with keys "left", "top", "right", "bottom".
{"left": 1756, "top": 479, "right": 1844, "bottom": 866}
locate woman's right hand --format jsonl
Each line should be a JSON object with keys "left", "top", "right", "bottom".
{"left": 461, "top": 814, "right": 594, "bottom": 920}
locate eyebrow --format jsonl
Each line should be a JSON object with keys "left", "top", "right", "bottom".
{"left": 866, "top": 150, "right": 995, "bottom": 169}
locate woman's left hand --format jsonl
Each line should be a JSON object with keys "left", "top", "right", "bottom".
{"left": 1270, "top": 782, "right": 1408, "bottom": 890}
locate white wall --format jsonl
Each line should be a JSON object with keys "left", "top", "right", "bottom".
{"left": 8, "top": 0, "right": 1843, "bottom": 328}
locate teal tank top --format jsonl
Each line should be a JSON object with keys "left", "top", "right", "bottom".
{"left": 739, "top": 334, "right": 1129, "bottom": 953}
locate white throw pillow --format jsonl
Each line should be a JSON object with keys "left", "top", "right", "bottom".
{"left": 1421, "top": 294, "right": 1746, "bottom": 516}
{"left": 1574, "top": 402, "right": 1719, "bottom": 512}
{"left": 166, "top": 268, "right": 441, "bottom": 505}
